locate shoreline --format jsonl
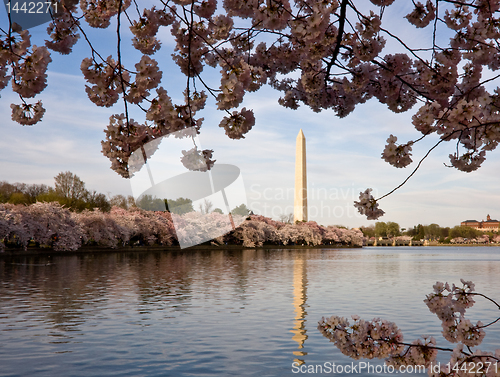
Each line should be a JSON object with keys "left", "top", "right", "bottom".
{"left": 366, "top": 243, "right": 500, "bottom": 247}
{"left": 2, "top": 243, "right": 500, "bottom": 258}
{"left": 0, "top": 243, "right": 362, "bottom": 257}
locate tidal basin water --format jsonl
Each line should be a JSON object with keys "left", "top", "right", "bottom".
{"left": 1, "top": 246, "right": 499, "bottom": 377}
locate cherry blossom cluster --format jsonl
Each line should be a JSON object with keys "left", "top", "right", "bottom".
{"left": 319, "top": 280, "right": 500, "bottom": 377}
{"left": 450, "top": 234, "right": 491, "bottom": 244}
{"left": 318, "top": 315, "right": 406, "bottom": 360}
{"left": 80, "top": 0, "right": 131, "bottom": 28}
{"left": 387, "top": 337, "right": 438, "bottom": 371}
{"left": 449, "top": 150, "right": 487, "bottom": 173}
{"left": 0, "top": 204, "right": 22, "bottom": 251}
{"left": 424, "top": 280, "right": 486, "bottom": 346}
{"left": 145, "top": 88, "right": 206, "bottom": 134}
{"left": 10, "top": 101, "right": 46, "bottom": 125}
{"left": 102, "top": 207, "right": 176, "bottom": 246}
{"left": 216, "top": 59, "right": 266, "bottom": 110}
{"left": 0, "top": 29, "right": 52, "bottom": 124}
{"left": 173, "top": 211, "right": 241, "bottom": 247}
{"left": 10, "top": 44, "right": 51, "bottom": 98}
{"left": 382, "top": 135, "right": 413, "bottom": 168}
{"left": 354, "top": 188, "right": 385, "bottom": 220}
{"left": 101, "top": 113, "right": 164, "bottom": 177}
{"left": 405, "top": 0, "right": 436, "bottom": 28}
{"left": 130, "top": 7, "right": 174, "bottom": 55}
{"left": 75, "top": 208, "right": 130, "bottom": 248}
{"left": 1, "top": 30, "right": 30, "bottom": 88}
{"left": 101, "top": 90, "right": 207, "bottom": 177}
{"left": 219, "top": 107, "right": 255, "bottom": 139}
{"left": 180, "top": 147, "right": 216, "bottom": 172}
{"left": 125, "top": 55, "right": 162, "bottom": 104}
{"left": 171, "top": 18, "right": 210, "bottom": 77}
{"left": 45, "top": 12, "right": 80, "bottom": 55}
{"left": 81, "top": 56, "right": 127, "bottom": 107}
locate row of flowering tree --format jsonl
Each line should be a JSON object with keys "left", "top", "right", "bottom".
{"left": 0, "top": 202, "right": 177, "bottom": 251}
{"left": 0, "top": 202, "right": 363, "bottom": 251}
{"left": 227, "top": 215, "right": 363, "bottom": 247}
{"left": 450, "top": 234, "right": 500, "bottom": 244}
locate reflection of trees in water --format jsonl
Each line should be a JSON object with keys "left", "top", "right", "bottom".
{"left": 229, "top": 249, "right": 257, "bottom": 304}
{"left": 134, "top": 253, "right": 194, "bottom": 313}
{"left": 133, "top": 249, "right": 300, "bottom": 311}
{"left": 0, "top": 255, "right": 119, "bottom": 334}
{"left": 0, "top": 249, "right": 313, "bottom": 339}
{"left": 0, "top": 251, "right": 264, "bottom": 323}
{"left": 134, "top": 250, "right": 257, "bottom": 310}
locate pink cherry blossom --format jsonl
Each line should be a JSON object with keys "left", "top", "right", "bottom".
{"left": 354, "top": 188, "right": 385, "bottom": 220}
{"left": 320, "top": 280, "right": 500, "bottom": 377}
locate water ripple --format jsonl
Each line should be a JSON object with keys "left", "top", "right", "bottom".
{"left": 0, "top": 247, "right": 499, "bottom": 376}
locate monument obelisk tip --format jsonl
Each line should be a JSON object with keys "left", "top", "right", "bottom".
{"left": 294, "top": 130, "right": 307, "bottom": 222}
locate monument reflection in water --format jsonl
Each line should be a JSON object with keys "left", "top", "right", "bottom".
{"left": 291, "top": 255, "right": 308, "bottom": 365}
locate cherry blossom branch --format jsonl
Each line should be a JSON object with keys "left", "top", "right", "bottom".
{"left": 68, "top": 13, "right": 107, "bottom": 66}
{"left": 117, "top": 0, "right": 131, "bottom": 130}
{"left": 442, "top": 0, "right": 479, "bottom": 9}
{"left": 350, "top": 3, "right": 435, "bottom": 68}
{"left": 324, "top": 0, "right": 348, "bottom": 82}
{"left": 376, "top": 134, "right": 448, "bottom": 202}
{"left": 469, "top": 292, "right": 500, "bottom": 310}
{"left": 431, "top": 0, "right": 439, "bottom": 65}
{"left": 184, "top": 2, "right": 194, "bottom": 126}
{"left": 478, "top": 316, "right": 500, "bottom": 329}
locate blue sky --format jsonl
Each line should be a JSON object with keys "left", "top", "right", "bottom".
{"left": 1, "top": 3, "right": 500, "bottom": 230}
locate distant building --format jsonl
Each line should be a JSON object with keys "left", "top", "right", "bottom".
{"left": 461, "top": 215, "right": 500, "bottom": 231}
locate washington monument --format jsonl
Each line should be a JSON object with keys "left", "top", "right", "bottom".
{"left": 294, "top": 129, "right": 307, "bottom": 222}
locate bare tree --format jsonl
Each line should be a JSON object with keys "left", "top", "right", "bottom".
{"left": 198, "top": 198, "right": 214, "bottom": 215}
{"left": 127, "top": 195, "right": 137, "bottom": 209}
{"left": 0, "top": 181, "right": 17, "bottom": 202}
{"left": 279, "top": 213, "right": 294, "bottom": 224}
{"left": 24, "top": 184, "right": 50, "bottom": 204}
{"left": 54, "top": 172, "right": 88, "bottom": 202}
{"left": 109, "top": 194, "right": 129, "bottom": 209}
{"left": 86, "top": 190, "right": 111, "bottom": 212}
